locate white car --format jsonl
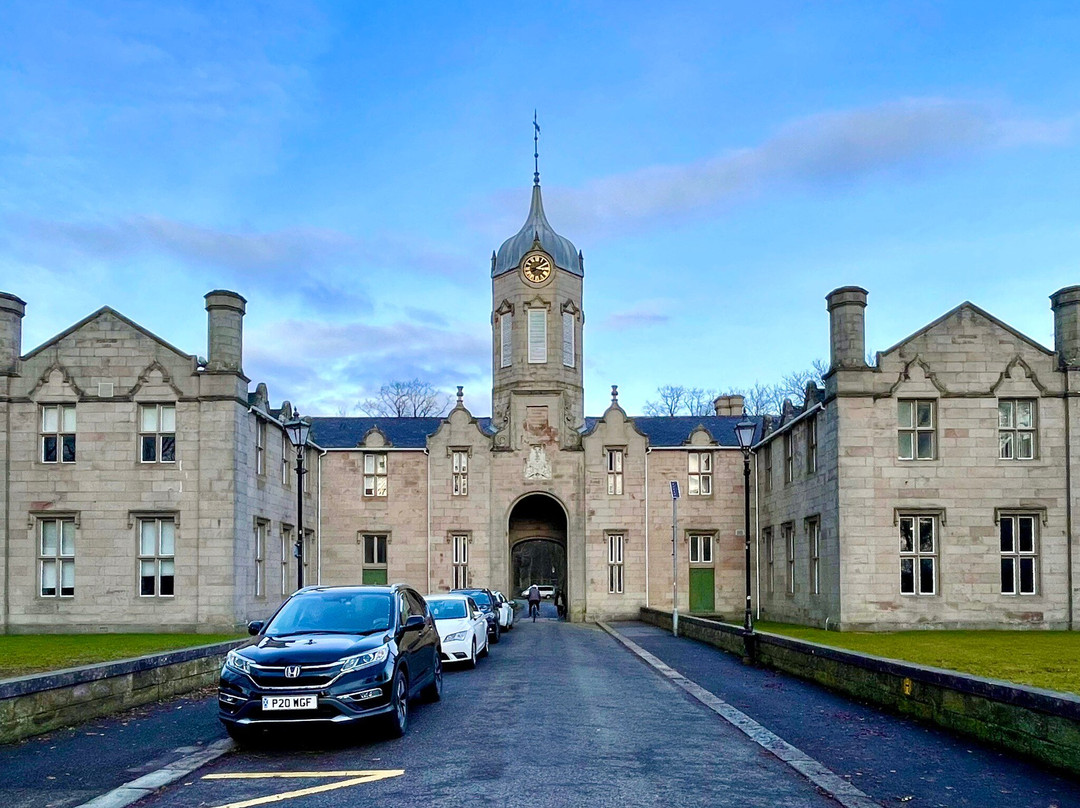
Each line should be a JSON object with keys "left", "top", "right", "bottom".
{"left": 425, "top": 593, "right": 489, "bottom": 668}
{"left": 520, "top": 585, "right": 556, "bottom": 600}
{"left": 492, "top": 590, "right": 514, "bottom": 630}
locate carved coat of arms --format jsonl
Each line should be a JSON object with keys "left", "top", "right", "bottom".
{"left": 524, "top": 446, "right": 552, "bottom": 480}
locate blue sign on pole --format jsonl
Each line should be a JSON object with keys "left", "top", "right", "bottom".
{"left": 670, "top": 480, "right": 680, "bottom": 500}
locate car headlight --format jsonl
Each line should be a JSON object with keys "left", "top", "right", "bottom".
{"left": 225, "top": 650, "right": 253, "bottom": 675}
{"left": 340, "top": 644, "right": 390, "bottom": 673}
{"left": 444, "top": 631, "right": 468, "bottom": 642}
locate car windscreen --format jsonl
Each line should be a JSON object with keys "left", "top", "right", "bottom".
{"left": 427, "top": 599, "right": 467, "bottom": 620}
{"left": 264, "top": 591, "right": 393, "bottom": 635}
{"left": 458, "top": 590, "right": 492, "bottom": 608}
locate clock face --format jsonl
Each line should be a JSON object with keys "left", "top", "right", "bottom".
{"left": 522, "top": 253, "right": 552, "bottom": 284}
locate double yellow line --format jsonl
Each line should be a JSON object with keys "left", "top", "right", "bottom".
{"left": 201, "top": 770, "right": 405, "bottom": 808}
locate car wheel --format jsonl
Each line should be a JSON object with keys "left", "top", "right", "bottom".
{"left": 421, "top": 656, "right": 442, "bottom": 702}
{"left": 491, "top": 621, "right": 501, "bottom": 644}
{"left": 467, "top": 638, "right": 477, "bottom": 668}
{"left": 385, "top": 669, "right": 409, "bottom": 739}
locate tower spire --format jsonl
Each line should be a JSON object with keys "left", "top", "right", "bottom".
{"left": 533, "top": 110, "right": 541, "bottom": 186}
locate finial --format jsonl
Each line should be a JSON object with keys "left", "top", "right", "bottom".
{"left": 533, "top": 110, "right": 541, "bottom": 186}
{"left": 611, "top": 385, "right": 619, "bottom": 404}
{"left": 456, "top": 386, "right": 464, "bottom": 407}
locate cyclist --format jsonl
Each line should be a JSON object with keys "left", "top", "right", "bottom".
{"left": 527, "top": 584, "right": 541, "bottom": 620}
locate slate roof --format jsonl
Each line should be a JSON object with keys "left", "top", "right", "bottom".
{"left": 309, "top": 414, "right": 761, "bottom": 449}
{"left": 310, "top": 417, "right": 493, "bottom": 449}
{"left": 629, "top": 416, "right": 763, "bottom": 448}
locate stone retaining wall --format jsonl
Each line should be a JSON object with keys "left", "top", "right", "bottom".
{"left": 0, "top": 640, "right": 244, "bottom": 744}
{"left": 640, "top": 608, "right": 1080, "bottom": 776}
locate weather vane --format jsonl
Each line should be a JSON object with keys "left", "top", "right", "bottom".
{"left": 533, "top": 110, "right": 541, "bottom": 186}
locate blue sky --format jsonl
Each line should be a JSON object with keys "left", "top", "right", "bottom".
{"left": 2, "top": 1, "right": 1079, "bottom": 416}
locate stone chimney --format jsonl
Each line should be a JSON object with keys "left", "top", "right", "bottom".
{"left": 204, "top": 290, "right": 247, "bottom": 374}
{"left": 1051, "top": 286, "right": 1080, "bottom": 368}
{"left": 712, "top": 395, "right": 745, "bottom": 416}
{"left": 0, "top": 292, "right": 26, "bottom": 375}
{"left": 826, "top": 286, "right": 868, "bottom": 372}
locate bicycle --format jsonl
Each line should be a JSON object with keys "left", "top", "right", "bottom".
{"left": 529, "top": 601, "right": 540, "bottom": 621}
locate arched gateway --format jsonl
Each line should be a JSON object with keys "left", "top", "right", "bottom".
{"left": 508, "top": 493, "right": 568, "bottom": 601}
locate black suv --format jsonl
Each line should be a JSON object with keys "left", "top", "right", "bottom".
{"left": 218, "top": 584, "right": 442, "bottom": 742}
{"left": 450, "top": 588, "right": 501, "bottom": 644}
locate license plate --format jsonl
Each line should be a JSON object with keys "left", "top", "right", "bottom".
{"left": 261, "top": 695, "right": 317, "bottom": 711}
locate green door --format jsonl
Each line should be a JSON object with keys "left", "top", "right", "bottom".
{"left": 689, "top": 568, "right": 715, "bottom": 613}
{"left": 363, "top": 568, "right": 388, "bottom": 585}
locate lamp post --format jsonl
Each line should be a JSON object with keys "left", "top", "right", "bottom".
{"left": 734, "top": 417, "right": 756, "bottom": 634}
{"left": 284, "top": 413, "right": 312, "bottom": 591}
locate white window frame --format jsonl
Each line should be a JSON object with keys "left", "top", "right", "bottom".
{"left": 527, "top": 308, "right": 547, "bottom": 364}
{"left": 784, "top": 433, "right": 794, "bottom": 483}
{"left": 254, "top": 520, "right": 267, "bottom": 598}
{"left": 999, "top": 514, "right": 1038, "bottom": 595}
{"left": 139, "top": 404, "right": 176, "bottom": 464}
{"left": 39, "top": 518, "right": 75, "bottom": 598}
{"left": 500, "top": 313, "right": 512, "bottom": 368}
{"left": 363, "top": 533, "right": 388, "bottom": 579}
{"left": 562, "top": 311, "right": 575, "bottom": 368}
{"left": 281, "top": 525, "right": 292, "bottom": 595}
{"left": 806, "top": 416, "right": 818, "bottom": 475}
{"left": 689, "top": 534, "right": 713, "bottom": 564}
{"left": 363, "top": 453, "right": 388, "bottom": 497}
{"left": 762, "top": 443, "right": 772, "bottom": 492}
{"left": 998, "top": 399, "right": 1037, "bottom": 461}
{"left": 608, "top": 533, "right": 624, "bottom": 594}
{"left": 688, "top": 452, "right": 712, "bottom": 496}
{"left": 606, "top": 448, "right": 624, "bottom": 495}
{"left": 782, "top": 522, "right": 795, "bottom": 595}
{"left": 899, "top": 514, "right": 938, "bottom": 595}
{"left": 452, "top": 450, "right": 469, "bottom": 497}
{"left": 138, "top": 517, "right": 175, "bottom": 598}
{"left": 41, "top": 404, "right": 76, "bottom": 464}
{"left": 452, "top": 534, "right": 469, "bottom": 589}
{"left": 808, "top": 517, "right": 820, "bottom": 595}
{"left": 282, "top": 432, "right": 291, "bottom": 486}
{"left": 255, "top": 419, "right": 266, "bottom": 476}
{"left": 763, "top": 527, "right": 774, "bottom": 595}
{"left": 898, "top": 399, "right": 936, "bottom": 461}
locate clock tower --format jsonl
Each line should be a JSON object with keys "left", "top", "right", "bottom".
{"left": 490, "top": 175, "right": 584, "bottom": 451}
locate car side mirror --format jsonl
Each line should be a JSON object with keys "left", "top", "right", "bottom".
{"left": 472, "top": 611, "right": 483, "bottom": 619}
{"left": 403, "top": 614, "right": 426, "bottom": 633}
{"left": 247, "top": 620, "right": 264, "bottom": 636}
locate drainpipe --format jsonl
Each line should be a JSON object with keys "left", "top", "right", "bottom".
{"left": 754, "top": 448, "right": 760, "bottom": 620}
{"left": 1067, "top": 389, "right": 1075, "bottom": 631}
{"left": 317, "top": 448, "right": 326, "bottom": 585}
{"left": 644, "top": 447, "right": 650, "bottom": 609}
{"left": 425, "top": 448, "right": 431, "bottom": 594}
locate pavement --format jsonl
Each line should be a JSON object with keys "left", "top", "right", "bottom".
{"left": 609, "top": 620, "right": 1080, "bottom": 808}
{"left": 0, "top": 616, "right": 1076, "bottom": 808}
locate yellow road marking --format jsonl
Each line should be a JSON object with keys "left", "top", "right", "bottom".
{"left": 200, "top": 770, "right": 404, "bottom": 808}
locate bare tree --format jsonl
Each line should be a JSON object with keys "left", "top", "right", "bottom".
{"left": 647, "top": 360, "right": 828, "bottom": 419}
{"left": 355, "top": 379, "right": 452, "bottom": 418}
{"left": 642, "top": 385, "right": 689, "bottom": 416}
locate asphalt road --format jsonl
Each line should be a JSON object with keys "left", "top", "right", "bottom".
{"left": 1, "top": 615, "right": 1076, "bottom": 808}
{"left": 90, "top": 615, "right": 837, "bottom": 808}
{"left": 613, "top": 621, "right": 1080, "bottom": 808}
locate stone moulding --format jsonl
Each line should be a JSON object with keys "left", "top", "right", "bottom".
{"left": 639, "top": 607, "right": 1080, "bottom": 776}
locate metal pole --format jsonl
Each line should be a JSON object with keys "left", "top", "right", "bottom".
{"left": 743, "top": 452, "right": 753, "bottom": 633}
{"left": 672, "top": 495, "right": 678, "bottom": 637}
{"left": 296, "top": 446, "right": 305, "bottom": 591}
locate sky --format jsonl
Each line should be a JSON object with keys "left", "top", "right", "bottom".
{"left": 2, "top": 1, "right": 1079, "bottom": 417}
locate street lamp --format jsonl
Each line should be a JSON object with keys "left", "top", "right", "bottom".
{"left": 284, "top": 413, "right": 312, "bottom": 591}
{"left": 734, "top": 416, "right": 756, "bottom": 634}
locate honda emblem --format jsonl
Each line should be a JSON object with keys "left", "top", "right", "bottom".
{"left": 284, "top": 665, "right": 301, "bottom": 679}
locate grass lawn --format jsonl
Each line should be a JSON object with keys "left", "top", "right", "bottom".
{"left": 754, "top": 621, "right": 1080, "bottom": 695}
{"left": 0, "top": 633, "right": 245, "bottom": 679}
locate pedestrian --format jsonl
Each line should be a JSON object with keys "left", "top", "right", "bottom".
{"left": 527, "top": 584, "right": 541, "bottom": 620}
{"left": 555, "top": 588, "right": 566, "bottom": 619}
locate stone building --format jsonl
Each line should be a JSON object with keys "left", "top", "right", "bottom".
{"left": 757, "top": 286, "right": 1080, "bottom": 630}
{"left": 0, "top": 291, "right": 318, "bottom": 632}
{"left": 1, "top": 171, "right": 1078, "bottom": 632}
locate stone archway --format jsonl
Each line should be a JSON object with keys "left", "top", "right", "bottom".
{"left": 508, "top": 493, "right": 567, "bottom": 613}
